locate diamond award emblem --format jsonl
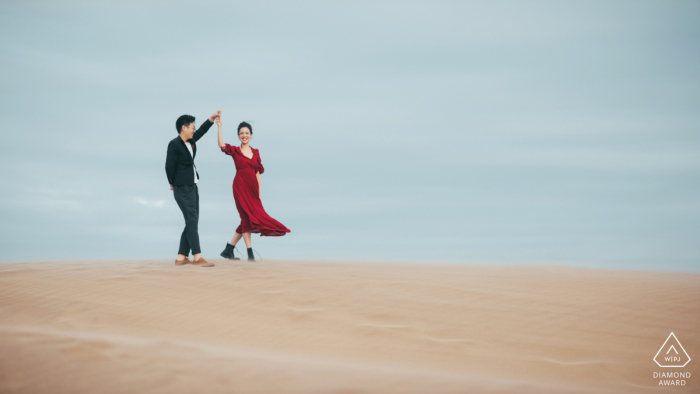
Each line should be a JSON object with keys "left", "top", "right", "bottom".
{"left": 654, "top": 332, "right": 691, "bottom": 368}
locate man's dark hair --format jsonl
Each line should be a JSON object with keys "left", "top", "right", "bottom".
{"left": 176, "top": 115, "right": 196, "bottom": 134}
{"left": 238, "top": 121, "right": 253, "bottom": 135}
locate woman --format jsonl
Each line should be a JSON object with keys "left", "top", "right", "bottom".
{"left": 217, "top": 116, "right": 290, "bottom": 261}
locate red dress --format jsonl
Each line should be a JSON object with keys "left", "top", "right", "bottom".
{"left": 221, "top": 143, "right": 290, "bottom": 236}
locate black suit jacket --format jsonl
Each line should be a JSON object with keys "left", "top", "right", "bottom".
{"left": 165, "top": 119, "right": 213, "bottom": 186}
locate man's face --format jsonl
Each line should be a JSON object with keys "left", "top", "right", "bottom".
{"left": 181, "top": 122, "right": 196, "bottom": 140}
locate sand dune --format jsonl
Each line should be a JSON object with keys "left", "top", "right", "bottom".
{"left": 0, "top": 260, "right": 698, "bottom": 393}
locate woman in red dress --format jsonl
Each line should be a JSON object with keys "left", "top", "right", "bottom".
{"left": 216, "top": 117, "right": 290, "bottom": 261}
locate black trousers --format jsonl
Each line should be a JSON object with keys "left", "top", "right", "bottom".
{"left": 173, "top": 184, "right": 201, "bottom": 256}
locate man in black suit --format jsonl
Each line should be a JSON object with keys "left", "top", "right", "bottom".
{"left": 166, "top": 111, "right": 220, "bottom": 267}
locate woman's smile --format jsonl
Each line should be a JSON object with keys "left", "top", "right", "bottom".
{"left": 238, "top": 127, "right": 252, "bottom": 144}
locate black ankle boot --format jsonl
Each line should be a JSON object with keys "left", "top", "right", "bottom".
{"left": 247, "top": 247, "right": 255, "bottom": 261}
{"left": 220, "top": 243, "right": 240, "bottom": 260}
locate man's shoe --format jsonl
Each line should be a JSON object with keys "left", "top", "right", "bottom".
{"left": 220, "top": 243, "right": 240, "bottom": 260}
{"left": 175, "top": 257, "right": 191, "bottom": 266}
{"left": 192, "top": 258, "right": 215, "bottom": 267}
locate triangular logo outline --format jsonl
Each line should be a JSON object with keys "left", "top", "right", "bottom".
{"left": 654, "top": 332, "right": 691, "bottom": 368}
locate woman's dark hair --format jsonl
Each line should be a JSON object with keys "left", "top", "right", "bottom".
{"left": 176, "top": 114, "right": 195, "bottom": 134}
{"left": 238, "top": 121, "right": 253, "bottom": 135}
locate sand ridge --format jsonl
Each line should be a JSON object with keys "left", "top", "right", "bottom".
{"left": 0, "top": 260, "right": 698, "bottom": 393}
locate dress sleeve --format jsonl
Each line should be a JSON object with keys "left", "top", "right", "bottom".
{"left": 255, "top": 150, "right": 265, "bottom": 174}
{"left": 221, "top": 143, "right": 236, "bottom": 156}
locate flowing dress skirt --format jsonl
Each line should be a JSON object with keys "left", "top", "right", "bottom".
{"left": 232, "top": 168, "right": 290, "bottom": 236}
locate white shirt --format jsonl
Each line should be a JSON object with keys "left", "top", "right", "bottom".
{"left": 185, "top": 141, "right": 198, "bottom": 184}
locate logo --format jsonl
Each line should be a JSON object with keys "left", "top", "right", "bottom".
{"left": 654, "top": 332, "right": 691, "bottom": 368}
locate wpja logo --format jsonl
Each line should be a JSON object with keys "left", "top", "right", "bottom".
{"left": 652, "top": 332, "right": 691, "bottom": 387}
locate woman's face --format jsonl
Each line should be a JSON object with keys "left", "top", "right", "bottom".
{"left": 238, "top": 127, "right": 252, "bottom": 144}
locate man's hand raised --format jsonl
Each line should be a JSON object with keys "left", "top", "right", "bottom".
{"left": 209, "top": 110, "right": 221, "bottom": 123}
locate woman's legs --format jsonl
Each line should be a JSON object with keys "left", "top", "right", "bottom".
{"left": 242, "top": 232, "right": 252, "bottom": 248}
{"left": 229, "top": 232, "right": 252, "bottom": 248}
{"left": 230, "top": 232, "right": 243, "bottom": 246}
{"left": 242, "top": 232, "right": 255, "bottom": 261}
{"left": 233, "top": 195, "right": 254, "bottom": 260}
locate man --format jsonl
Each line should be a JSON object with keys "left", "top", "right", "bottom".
{"left": 166, "top": 111, "right": 220, "bottom": 267}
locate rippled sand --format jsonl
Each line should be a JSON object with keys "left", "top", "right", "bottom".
{"left": 0, "top": 260, "right": 698, "bottom": 393}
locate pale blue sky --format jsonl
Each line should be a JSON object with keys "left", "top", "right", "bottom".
{"left": 1, "top": 1, "right": 699, "bottom": 271}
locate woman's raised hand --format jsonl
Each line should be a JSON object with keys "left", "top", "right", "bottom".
{"left": 217, "top": 112, "right": 226, "bottom": 149}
